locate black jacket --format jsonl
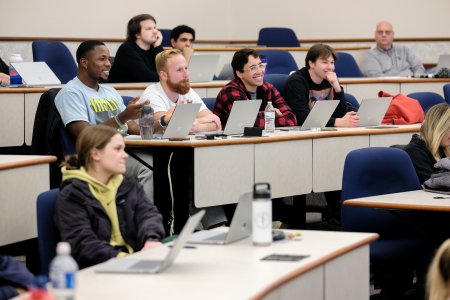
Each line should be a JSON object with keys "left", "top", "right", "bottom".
{"left": 108, "top": 41, "right": 163, "bottom": 83}
{"left": 404, "top": 133, "right": 445, "bottom": 184}
{"left": 282, "top": 67, "right": 348, "bottom": 127}
{"left": 54, "top": 177, "right": 165, "bottom": 269}
{"left": 0, "top": 255, "right": 35, "bottom": 300}
{"left": 0, "top": 57, "right": 8, "bottom": 74}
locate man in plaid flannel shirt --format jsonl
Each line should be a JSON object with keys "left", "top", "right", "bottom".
{"left": 214, "top": 48, "right": 297, "bottom": 128}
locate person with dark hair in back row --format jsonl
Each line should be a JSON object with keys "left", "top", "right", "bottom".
{"left": 54, "top": 125, "right": 165, "bottom": 269}
{"left": 109, "top": 14, "right": 164, "bottom": 83}
{"left": 0, "top": 57, "right": 10, "bottom": 85}
{"left": 55, "top": 40, "right": 155, "bottom": 202}
{"left": 170, "top": 25, "right": 196, "bottom": 63}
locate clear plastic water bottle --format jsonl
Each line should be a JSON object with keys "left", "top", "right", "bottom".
{"left": 49, "top": 242, "right": 78, "bottom": 300}
{"left": 252, "top": 183, "right": 272, "bottom": 246}
{"left": 264, "top": 101, "right": 275, "bottom": 133}
{"left": 9, "top": 53, "right": 23, "bottom": 85}
{"left": 139, "top": 105, "right": 154, "bottom": 140}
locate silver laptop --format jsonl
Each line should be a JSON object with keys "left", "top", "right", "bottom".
{"left": 217, "top": 63, "right": 234, "bottom": 80}
{"left": 187, "top": 192, "right": 252, "bottom": 245}
{"left": 160, "top": 103, "right": 201, "bottom": 139}
{"left": 95, "top": 210, "right": 205, "bottom": 274}
{"left": 437, "top": 54, "right": 450, "bottom": 70}
{"left": 188, "top": 54, "right": 220, "bottom": 83}
{"left": 357, "top": 97, "right": 392, "bottom": 127}
{"left": 300, "top": 100, "right": 340, "bottom": 130}
{"left": 11, "top": 62, "right": 61, "bottom": 86}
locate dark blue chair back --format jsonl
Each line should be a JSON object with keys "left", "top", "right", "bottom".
{"left": 334, "top": 52, "right": 364, "bottom": 78}
{"left": 121, "top": 95, "right": 134, "bottom": 106}
{"left": 344, "top": 92, "right": 360, "bottom": 109}
{"left": 264, "top": 74, "right": 289, "bottom": 92}
{"left": 407, "top": 92, "right": 446, "bottom": 113}
{"left": 36, "top": 189, "right": 60, "bottom": 275}
{"left": 159, "top": 29, "right": 172, "bottom": 47}
{"left": 444, "top": 84, "right": 450, "bottom": 104}
{"left": 32, "top": 41, "right": 77, "bottom": 84}
{"left": 203, "top": 98, "right": 216, "bottom": 111}
{"left": 59, "top": 126, "right": 76, "bottom": 157}
{"left": 257, "top": 27, "right": 300, "bottom": 47}
{"left": 259, "top": 50, "right": 298, "bottom": 75}
{"left": 342, "top": 147, "right": 421, "bottom": 235}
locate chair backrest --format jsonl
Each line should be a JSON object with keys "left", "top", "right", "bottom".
{"left": 334, "top": 52, "right": 364, "bottom": 78}
{"left": 259, "top": 50, "right": 298, "bottom": 75}
{"left": 121, "top": 95, "right": 134, "bottom": 106}
{"left": 36, "top": 189, "right": 60, "bottom": 275}
{"left": 32, "top": 41, "right": 77, "bottom": 84}
{"left": 341, "top": 147, "right": 421, "bottom": 234}
{"left": 257, "top": 27, "right": 300, "bottom": 47}
{"left": 159, "top": 29, "right": 172, "bottom": 47}
{"left": 407, "top": 91, "right": 446, "bottom": 113}
{"left": 344, "top": 92, "right": 360, "bottom": 109}
{"left": 443, "top": 83, "right": 450, "bottom": 104}
{"left": 264, "top": 73, "right": 289, "bottom": 92}
{"left": 203, "top": 98, "right": 216, "bottom": 111}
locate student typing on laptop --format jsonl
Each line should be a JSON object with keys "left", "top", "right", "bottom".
{"left": 139, "top": 49, "right": 221, "bottom": 134}
{"left": 139, "top": 49, "right": 227, "bottom": 229}
{"left": 54, "top": 125, "right": 165, "bottom": 269}
{"left": 214, "top": 48, "right": 296, "bottom": 128}
{"left": 283, "top": 44, "right": 360, "bottom": 128}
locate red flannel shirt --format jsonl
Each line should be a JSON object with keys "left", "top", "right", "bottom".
{"left": 213, "top": 78, "right": 297, "bottom": 128}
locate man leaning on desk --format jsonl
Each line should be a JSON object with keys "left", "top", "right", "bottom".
{"left": 361, "top": 20, "right": 425, "bottom": 77}
{"left": 54, "top": 40, "right": 155, "bottom": 202}
{"left": 138, "top": 48, "right": 221, "bottom": 133}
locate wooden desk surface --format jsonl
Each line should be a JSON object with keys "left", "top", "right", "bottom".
{"left": 75, "top": 230, "right": 378, "bottom": 300}
{"left": 124, "top": 124, "right": 421, "bottom": 148}
{"left": 343, "top": 190, "right": 450, "bottom": 212}
{"left": 0, "top": 155, "right": 56, "bottom": 170}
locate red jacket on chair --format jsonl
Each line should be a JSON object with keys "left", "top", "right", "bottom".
{"left": 378, "top": 91, "right": 424, "bottom": 125}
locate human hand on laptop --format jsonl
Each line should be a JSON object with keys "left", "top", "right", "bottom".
{"left": 334, "top": 111, "right": 360, "bottom": 128}
{"left": 142, "top": 240, "right": 163, "bottom": 251}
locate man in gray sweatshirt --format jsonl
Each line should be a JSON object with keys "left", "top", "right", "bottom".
{"left": 361, "top": 21, "right": 425, "bottom": 77}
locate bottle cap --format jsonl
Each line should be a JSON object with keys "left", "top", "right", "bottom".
{"left": 253, "top": 182, "right": 271, "bottom": 199}
{"left": 56, "top": 241, "right": 71, "bottom": 255}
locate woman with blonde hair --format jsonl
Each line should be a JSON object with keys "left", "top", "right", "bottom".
{"left": 427, "top": 239, "right": 450, "bottom": 300}
{"left": 54, "top": 125, "right": 165, "bottom": 269}
{"left": 405, "top": 103, "right": 450, "bottom": 183}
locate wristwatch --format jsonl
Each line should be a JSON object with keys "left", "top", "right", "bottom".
{"left": 159, "top": 115, "right": 168, "bottom": 128}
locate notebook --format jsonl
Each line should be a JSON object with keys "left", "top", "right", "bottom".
{"left": 160, "top": 103, "right": 202, "bottom": 139}
{"left": 357, "top": 97, "right": 392, "bottom": 127}
{"left": 436, "top": 54, "right": 450, "bottom": 70}
{"left": 188, "top": 54, "right": 220, "bottom": 83}
{"left": 11, "top": 62, "right": 61, "bottom": 86}
{"left": 187, "top": 192, "right": 252, "bottom": 245}
{"left": 95, "top": 210, "right": 205, "bottom": 274}
{"left": 197, "top": 100, "right": 262, "bottom": 136}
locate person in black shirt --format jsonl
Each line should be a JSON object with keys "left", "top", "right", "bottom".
{"left": 405, "top": 103, "right": 450, "bottom": 184}
{"left": 108, "top": 14, "right": 164, "bottom": 83}
{"left": 282, "top": 44, "right": 360, "bottom": 127}
{"left": 0, "top": 57, "right": 10, "bottom": 85}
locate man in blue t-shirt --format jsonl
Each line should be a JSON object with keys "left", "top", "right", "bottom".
{"left": 55, "top": 40, "right": 154, "bottom": 201}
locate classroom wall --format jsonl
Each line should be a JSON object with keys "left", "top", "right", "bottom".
{"left": 1, "top": 0, "right": 449, "bottom": 40}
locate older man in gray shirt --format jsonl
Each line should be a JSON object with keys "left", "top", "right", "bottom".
{"left": 361, "top": 21, "right": 425, "bottom": 77}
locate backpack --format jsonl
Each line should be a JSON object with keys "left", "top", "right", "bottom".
{"left": 378, "top": 91, "right": 424, "bottom": 125}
